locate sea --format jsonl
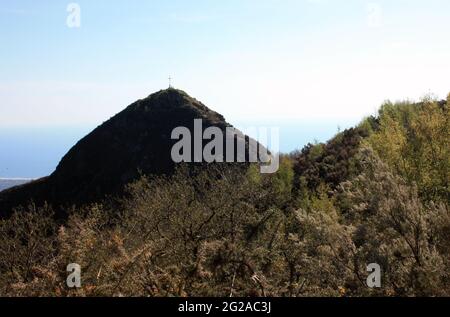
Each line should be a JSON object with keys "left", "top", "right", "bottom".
{"left": 0, "top": 125, "right": 92, "bottom": 192}
{"left": 0, "top": 119, "right": 358, "bottom": 192}
{"left": 0, "top": 178, "right": 32, "bottom": 192}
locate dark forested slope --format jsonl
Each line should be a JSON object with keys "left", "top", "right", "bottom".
{"left": 0, "top": 89, "right": 265, "bottom": 217}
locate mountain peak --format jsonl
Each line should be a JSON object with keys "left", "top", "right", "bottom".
{"left": 0, "top": 89, "right": 259, "bottom": 217}
{"left": 129, "top": 88, "right": 226, "bottom": 125}
{"left": 146, "top": 88, "right": 191, "bottom": 103}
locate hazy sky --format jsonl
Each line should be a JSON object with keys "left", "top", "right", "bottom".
{"left": 1, "top": 0, "right": 449, "bottom": 128}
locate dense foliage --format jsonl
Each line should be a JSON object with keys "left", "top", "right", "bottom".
{"left": 0, "top": 96, "right": 448, "bottom": 297}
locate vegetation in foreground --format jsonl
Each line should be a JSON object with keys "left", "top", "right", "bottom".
{"left": 0, "top": 95, "right": 448, "bottom": 297}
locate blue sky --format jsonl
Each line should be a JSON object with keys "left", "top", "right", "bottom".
{"left": 1, "top": 0, "right": 449, "bottom": 128}
{"left": 1, "top": 0, "right": 449, "bottom": 177}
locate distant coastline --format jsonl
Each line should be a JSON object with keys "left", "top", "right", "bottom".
{"left": 0, "top": 178, "right": 33, "bottom": 192}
